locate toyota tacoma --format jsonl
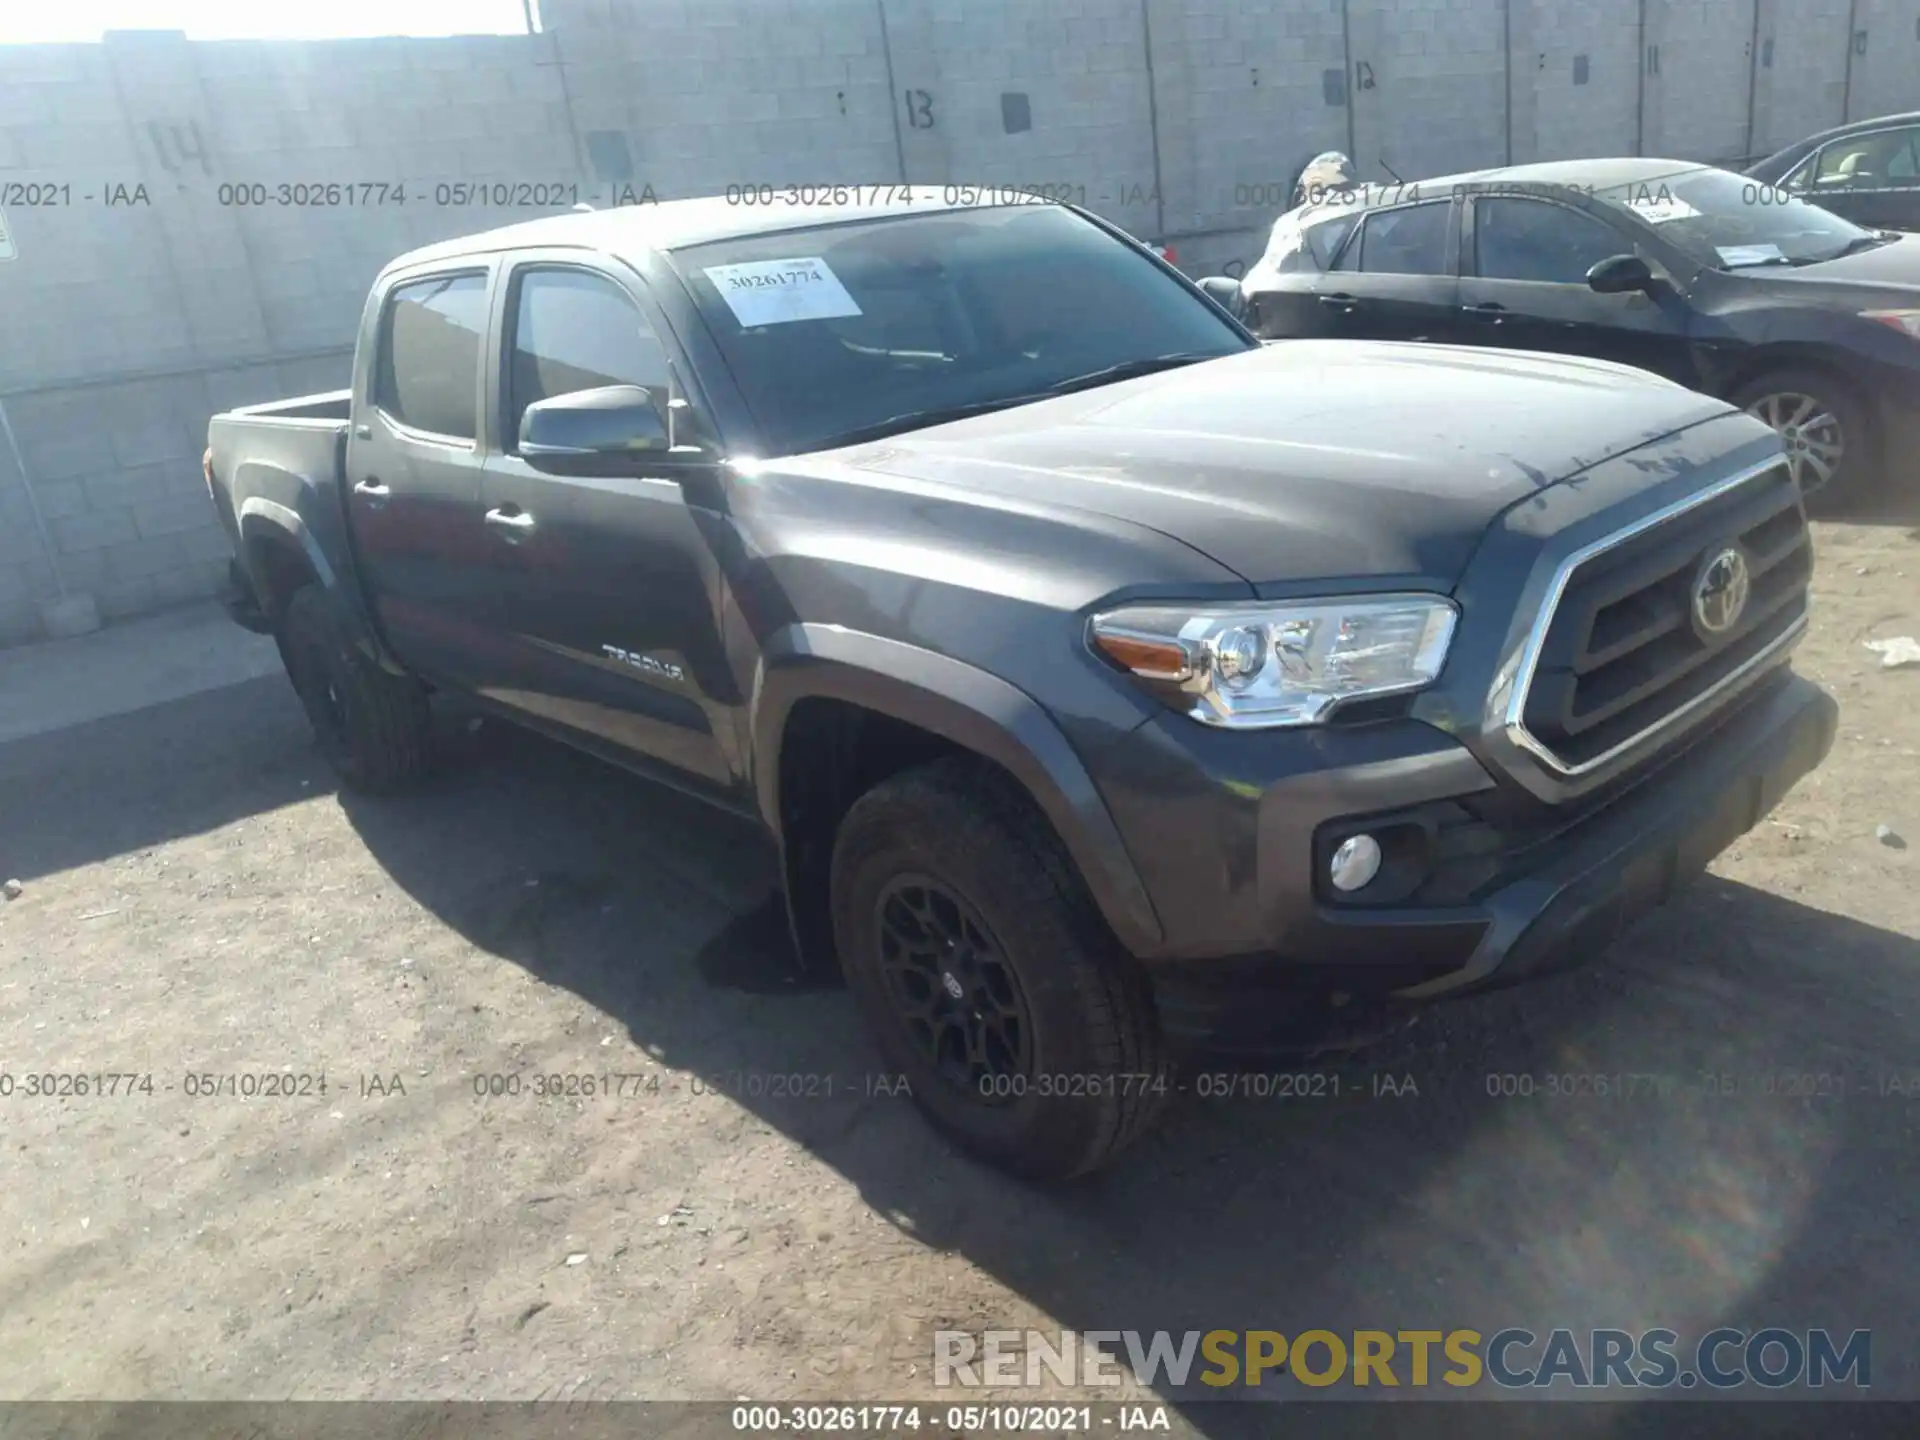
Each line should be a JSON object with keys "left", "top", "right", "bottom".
{"left": 204, "top": 191, "right": 1837, "bottom": 1180}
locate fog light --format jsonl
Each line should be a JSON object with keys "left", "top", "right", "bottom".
{"left": 1329, "top": 833, "right": 1382, "bottom": 893}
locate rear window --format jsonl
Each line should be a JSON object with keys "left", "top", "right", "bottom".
{"left": 375, "top": 272, "right": 488, "bottom": 441}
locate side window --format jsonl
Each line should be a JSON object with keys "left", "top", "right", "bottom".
{"left": 1356, "top": 202, "right": 1450, "bottom": 275}
{"left": 1810, "top": 128, "right": 1920, "bottom": 190}
{"left": 506, "top": 268, "right": 671, "bottom": 452}
{"left": 375, "top": 273, "right": 488, "bottom": 441}
{"left": 1890, "top": 130, "right": 1920, "bottom": 181}
{"left": 1474, "top": 198, "right": 1629, "bottom": 284}
{"left": 1305, "top": 213, "right": 1360, "bottom": 269}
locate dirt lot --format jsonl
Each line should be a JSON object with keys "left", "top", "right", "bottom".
{"left": 2, "top": 500, "right": 1919, "bottom": 1420}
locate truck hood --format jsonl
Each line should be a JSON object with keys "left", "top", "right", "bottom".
{"left": 812, "top": 340, "right": 1734, "bottom": 589}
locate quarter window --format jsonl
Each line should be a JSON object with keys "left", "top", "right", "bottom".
{"left": 375, "top": 273, "right": 488, "bottom": 441}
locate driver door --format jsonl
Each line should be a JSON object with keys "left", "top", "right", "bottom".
{"left": 477, "top": 254, "right": 737, "bottom": 790}
{"left": 1458, "top": 194, "right": 1693, "bottom": 383}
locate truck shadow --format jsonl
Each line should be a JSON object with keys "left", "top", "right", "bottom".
{"left": 334, "top": 706, "right": 1920, "bottom": 1423}
{"left": 0, "top": 674, "right": 320, "bottom": 885}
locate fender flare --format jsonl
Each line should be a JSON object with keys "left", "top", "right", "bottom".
{"left": 236, "top": 497, "right": 398, "bottom": 672}
{"left": 237, "top": 496, "right": 338, "bottom": 593}
{"left": 750, "top": 624, "right": 1165, "bottom": 956}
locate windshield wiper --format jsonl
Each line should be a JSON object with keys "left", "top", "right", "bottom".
{"left": 1040, "top": 351, "right": 1220, "bottom": 395}
{"left": 1809, "top": 232, "right": 1897, "bottom": 263}
{"left": 803, "top": 394, "right": 1053, "bottom": 451}
{"left": 801, "top": 353, "right": 1222, "bottom": 451}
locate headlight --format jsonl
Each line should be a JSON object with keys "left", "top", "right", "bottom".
{"left": 1088, "top": 594, "right": 1457, "bottom": 730}
{"left": 1863, "top": 309, "right": 1920, "bottom": 338}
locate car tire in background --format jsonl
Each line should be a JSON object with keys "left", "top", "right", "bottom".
{"left": 1730, "top": 366, "right": 1876, "bottom": 511}
{"left": 279, "top": 584, "right": 432, "bottom": 794}
{"left": 829, "top": 756, "right": 1171, "bottom": 1181}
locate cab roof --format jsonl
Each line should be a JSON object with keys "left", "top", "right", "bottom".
{"left": 384, "top": 188, "right": 1039, "bottom": 273}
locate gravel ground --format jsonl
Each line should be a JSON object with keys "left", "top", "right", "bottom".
{"left": 1, "top": 503, "right": 1917, "bottom": 1423}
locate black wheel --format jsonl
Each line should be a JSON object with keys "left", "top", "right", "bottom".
{"left": 830, "top": 757, "right": 1170, "bottom": 1181}
{"left": 279, "top": 585, "right": 431, "bottom": 793}
{"left": 1730, "top": 366, "right": 1875, "bottom": 508}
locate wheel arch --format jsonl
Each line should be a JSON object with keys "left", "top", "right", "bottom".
{"left": 751, "top": 624, "right": 1165, "bottom": 977}
{"left": 1714, "top": 347, "right": 1885, "bottom": 475}
{"left": 236, "top": 498, "right": 400, "bottom": 672}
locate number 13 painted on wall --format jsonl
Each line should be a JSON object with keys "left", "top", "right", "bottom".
{"left": 903, "top": 89, "right": 936, "bottom": 129}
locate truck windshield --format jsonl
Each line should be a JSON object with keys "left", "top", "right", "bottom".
{"left": 1597, "top": 166, "right": 1882, "bottom": 268}
{"left": 667, "top": 204, "right": 1251, "bottom": 455}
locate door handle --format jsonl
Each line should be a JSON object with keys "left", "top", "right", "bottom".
{"left": 484, "top": 506, "right": 537, "bottom": 541}
{"left": 1462, "top": 302, "right": 1507, "bottom": 323}
{"left": 352, "top": 477, "right": 390, "bottom": 498}
{"left": 1318, "top": 292, "right": 1360, "bottom": 311}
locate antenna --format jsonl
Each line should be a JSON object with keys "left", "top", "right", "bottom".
{"left": 1379, "top": 154, "right": 1403, "bottom": 184}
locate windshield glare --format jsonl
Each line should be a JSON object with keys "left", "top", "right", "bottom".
{"left": 1599, "top": 167, "right": 1875, "bottom": 268}
{"left": 669, "top": 205, "right": 1249, "bottom": 454}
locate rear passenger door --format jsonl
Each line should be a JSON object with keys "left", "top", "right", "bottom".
{"left": 1242, "top": 209, "right": 1362, "bottom": 338}
{"left": 1458, "top": 194, "right": 1692, "bottom": 382}
{"left": 1313, "top": 198, "right": 1461, "bottom": 343}
{"left": 477, "top": 254, "right": 739, "bottom": 793}
{"left": 346, "top": 265, "right": 498, "bottom": 688}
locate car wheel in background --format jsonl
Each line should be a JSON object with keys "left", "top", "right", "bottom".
{"left": 1731, "top": 367, "right": 1874, "bottom": 509}
{"left": 830, "top": 756, "right": 1171, "bottom": 1181}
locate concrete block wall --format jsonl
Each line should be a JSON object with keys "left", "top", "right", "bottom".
{"left": 1, "top": 0, "right": 1916, "bottom": 645}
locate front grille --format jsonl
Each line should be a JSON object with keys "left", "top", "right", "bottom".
{"left": 1512, "top": 461, "right": 1810, "bottom": 775}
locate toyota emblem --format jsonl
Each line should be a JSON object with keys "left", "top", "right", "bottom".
{"left": 1691, "top": 545, "right": 1751, "bottom": 640}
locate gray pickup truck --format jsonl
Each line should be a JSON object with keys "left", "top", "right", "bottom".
{"left": 205, "top": 191, "right": 1837, "bottom": 1180}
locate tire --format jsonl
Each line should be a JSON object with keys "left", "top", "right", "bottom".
{"left": 1730, "top": 366, "right": 1875, "bottom": 510}
{"left": 830, "top": 756, "right": 1170, "bottom": 1181}
{"left": 278, "top": 585, "right": 431, "bottom": 794}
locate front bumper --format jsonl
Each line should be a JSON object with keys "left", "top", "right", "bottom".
{"left": 1137, "top": 669, "right": 1835, "bottom": 1051}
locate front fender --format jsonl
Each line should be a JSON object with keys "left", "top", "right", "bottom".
{"left": 750, "top": 623, "right": 1164, "bottom": 957}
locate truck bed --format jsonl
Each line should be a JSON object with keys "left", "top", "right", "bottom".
{"left": 206, "top": 389, "right": 352, "bottom": 514}
{"left": 228, "top": 390, "right": 354, "bottom": 424}
{"left": 205, "top": 390, "right": 358, "bottom": 632}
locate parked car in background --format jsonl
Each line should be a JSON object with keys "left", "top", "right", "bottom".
{"left": 207, "top": 192, "right": 1835, "bottom": 1180}
{"left": 1225, "top": 158, "right": 1920, "bottom": 504}
{"left": 1746, "top": 111, "right": 1920, "bottom": 233}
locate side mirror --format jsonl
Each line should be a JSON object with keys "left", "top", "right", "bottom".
{"left": 519, "top": 384, "right": 669, "bottom": 459}
{"left": 1197, "top": 275, "right": 1247, "bottom": 320}
{"left": 1587, "top": 254, "right": 1656, "bottom": 295}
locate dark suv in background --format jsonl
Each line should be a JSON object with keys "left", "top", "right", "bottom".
{"left": 1746, "top": 111, "right": 1920, "bottom": 233}
{"left": 1226, "top": 158, "right": 1920, "bottom": 504}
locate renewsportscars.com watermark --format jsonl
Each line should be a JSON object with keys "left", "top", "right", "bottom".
{"left": 934, "top": 1328, "right": 1871, "bottom": 1391}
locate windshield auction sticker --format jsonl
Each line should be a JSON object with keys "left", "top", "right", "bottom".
{"left": 702, "top": 257, "right": 862, "bottom": 327}
{"left": 0, "top": 204, "right": 15, "bottom": 261}
{"left": 1716, "top": 242, "right": 1785, "bottom": 267}
{"left": 1623, "top": 193, "right": 1699, "bottom": 224}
